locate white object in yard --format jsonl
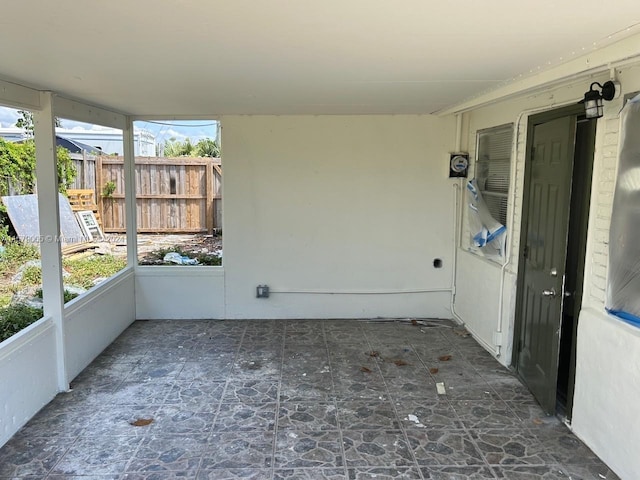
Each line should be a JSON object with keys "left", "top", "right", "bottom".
{"left": 163, "top": 252, "right": 198, "bottom": 265}
{"left": 436, "top": 382, "right": 447, "bottom": 395}
{"left": 76, "top": 210, "right": 104, "bottom": 241}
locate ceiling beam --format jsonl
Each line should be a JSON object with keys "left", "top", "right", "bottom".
{"left": 53, "top": 95, "right": 126, "bottom": 130}
{"left": 0, "top": 78, "right": 41, "bottom": 111}
{"left": 437, "top": 31, "right": 640, "bottom": 116}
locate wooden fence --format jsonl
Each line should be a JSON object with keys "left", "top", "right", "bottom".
{"left": 70, "top": 155, "right": 222, "bottom": 233}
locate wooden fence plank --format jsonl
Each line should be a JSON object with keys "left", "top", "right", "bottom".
{"left": 80, "top": 156, "right": 220, "bottom": 233}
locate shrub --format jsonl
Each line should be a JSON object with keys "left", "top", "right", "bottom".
{"left": 0, "top": 303, "right": 43, "bottom": 343}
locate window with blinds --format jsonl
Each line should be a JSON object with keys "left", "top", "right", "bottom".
{"left": 475, "top": 124, "right": 514, "bottom": 226}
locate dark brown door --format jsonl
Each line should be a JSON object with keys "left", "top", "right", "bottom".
{"left": 515, "top": 114, "right": 576, "bottom": 413}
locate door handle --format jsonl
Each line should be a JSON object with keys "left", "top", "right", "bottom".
{"left": 542, "top": 288, "right": 557, "bottom": 298}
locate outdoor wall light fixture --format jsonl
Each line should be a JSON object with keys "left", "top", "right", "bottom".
{"left": 582, "top": 80, "right": 620, "bottom": 119}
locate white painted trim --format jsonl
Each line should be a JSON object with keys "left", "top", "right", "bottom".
{"left": 123, "top": 117, "right": 138, "bottom": 267}
{"left": 0, "top": 317, "right": 53, "bottom": 362}
{"left": 438, "top": 32, "right": 640, "bottom": 115}
{"left": 0, "top": 78, "right": 41, "bottom": 111}
{"left": 135, "top": 265, "right": 225, "bottom": 277}
{"left": 133, "top": 115, "right": 221, "bottom": 121}
{"left": 33, "top": 91, "right": 68, "bottom": 392}
{"left": 53, "top": 95, "right": 126, "bottom": 130}
{"left": 63, "top": 267, "right": 134, "bottom": 316}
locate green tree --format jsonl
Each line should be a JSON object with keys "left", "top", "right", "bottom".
{"left": 0, "top": 138, "right": 76, "bottom": 197}
{"left": 195, "top": 138, "right": 221, "bottom": 157}
{"left": 162, "top": 138, "right": 195, "bottom": 157}
{"left": 162, "top": 137, "right": 220, "bottom": 158}
{"left": 15, "top": 110, "right": 62, "bottom": 136}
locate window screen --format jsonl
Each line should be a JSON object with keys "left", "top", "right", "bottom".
{"left": 475, "top": 124, "right": 514, "bottom": 226}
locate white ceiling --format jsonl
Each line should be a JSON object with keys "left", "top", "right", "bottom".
{"left": 1, "top": 0, "right": 639, "bottom": 116}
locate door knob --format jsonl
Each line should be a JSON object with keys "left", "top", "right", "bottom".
{"left": 542, "top": 288, "right": 557, "bottom": 297}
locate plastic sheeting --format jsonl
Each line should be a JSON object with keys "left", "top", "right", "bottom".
{"left": 466, "top": 179, "right": 506, "bottom": 261}
{"left": 606, "top": 93, "right": 640, "bottom": 327}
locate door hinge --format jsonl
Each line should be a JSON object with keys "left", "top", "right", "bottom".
{"left": 523, "top": 245, "right": 529, "bottom": 259}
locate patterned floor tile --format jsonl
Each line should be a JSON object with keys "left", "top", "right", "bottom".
{"left": 347, "top": 466, "right": 422, "bottom": 479}
{"left": 274, "top": 467, "right": 347, "bottom": 479}
{"left": 108, "top": 380, "right": 175, "bottom": 406}
{"left": 224, "top": 377, "right": 280, "bottom": 403}
{"left": 0, "top": 318, "right": 616, "bottom": 480}
{"left": 125, "top": 434, "right": 208, "bottom": 474}
{"left": 80, "top": 404, "right": 159, "bottom": 437}
{"left": 280, "top": 375, "right": 335, "bottom": 402}
{"left": 49, "top": 475, "right": 122, "bottom": 480}
{"left": 394, "top": 400, "right": 463, "bottom": 430}
{"left": 127, "top": 360, "right": 185, "bottom": 382}
{"left": 196, "top": 468, "right": 273, "bottom": 479}
{"left": 337, "top": 401, "right": 400, "bottom": 430}
{"left": 278, "top": 402, "right": 339, "bottom": 431}
{"left": 470, "top": 428, "right": 553, "bottom": 465}
{"left": 275, "top": 430, "right": 344, "bottom": 468}
{"left": 150, "top": 406, "right": 216, "bottom": 435}
{"left": 405, "top": 429, "right": 484, "bottom": 466}
{"left": 420, "top": 465, "right": 496, "bottom": 479}
{"left": 383, "top": 375, "right": 439, "bottom": 401}
{"left": 341, "top": 430, "right": 414, "bottom": 468}
{"left": 176, "top": 358, "right": 234, "bottom": 381}
{"left": 51, "top": 436, "right": 143, "bottom": 475}
{"left": 0, "top": 436, "right": 75, "bottom": 477}
{"left": 200, "top": 431, "right": 274, "bottom": 469}
{"left": 332, "top": 373, "right": 389, "bottom": 401}
{"left": 449, "top": 400, "right": 522, "bottom": 429}
{"left": 492, "top": 464, "right": 569, "bottom": 479}
{"left": 532, "top": 424, "right": 603, "bottom": 465}
{"left": 164, "top": 380, "right": 225, "bottom": 410}
{"left": 214, "top": 402, "right": 277, "bottom": 431}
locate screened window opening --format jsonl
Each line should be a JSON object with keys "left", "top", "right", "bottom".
{"left": 475, "top": 124, "right": 514, "bottom": 226}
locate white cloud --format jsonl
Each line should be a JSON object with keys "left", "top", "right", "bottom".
{"left": 0, "top": 107, "right": 20, "bottom": 128}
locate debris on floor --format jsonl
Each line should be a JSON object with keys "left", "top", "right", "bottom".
{"left": 129, "top": 418, "right": 154, "bottom": 427}
{"left": 405, "top": 414, "right": 425, "bottom": 428}
{"left": 438, "top": 354, "right": 453, "bottom": 361}
{"left": 392, "top": 359, "right": 410, "bottom": 366}
{"left": 453, "top": 327, "right": 471, "bottom": 337}
{"left": 436, "top": 382, "right": 447, "bottom": 395}
{"left": 429, "top": 367, "right": 439, "bottom": 374}
{"left": 367, "top": 350, "right": 379, "bottom": 357}
{"left": 360, "top": 366, "right": 372, "bottom": 373}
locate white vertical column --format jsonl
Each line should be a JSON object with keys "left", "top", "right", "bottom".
{"left": 123, "top": 117, "right": 138, "bottom": 268}
{"left": 33, "top": 91, "right": 68, "bottom": 391}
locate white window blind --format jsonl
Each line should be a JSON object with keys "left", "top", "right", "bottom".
{"left": 475, "top": 124, "right": 514, "bottom": 226}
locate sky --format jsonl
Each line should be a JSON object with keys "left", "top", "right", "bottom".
{"left": 0, "top": 106, "right": 218, "bottom": 144}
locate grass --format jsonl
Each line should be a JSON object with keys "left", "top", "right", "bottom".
{"left": 0, "top": 240, "right": 40, "bottom": 275}
{"left": 0, "top": 303, "right": 44, "bottom": 343}
{"left": 62, "top": 255, "right": 127, "bottom": 289}
{"left": 0, "top": 250, "right": 126, "bottom": 342}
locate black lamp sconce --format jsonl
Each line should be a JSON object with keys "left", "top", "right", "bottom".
{"left": 582, "top": 80, "right": 620, "bottom": 119}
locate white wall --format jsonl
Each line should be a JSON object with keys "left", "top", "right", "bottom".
{"left": 221, "top": 115, "right": 456, "bottom": 319}
{"left": 136, "top": 267, "right": 225, "bottom": 319}
{"left": 572, "top": 308, "right": 640, "bottom": 480}
{"left": 0, "top": 318, "right": 58, "bottom": 447}
{"left": 459, "top": 63, "right": 640, "bottom": 478}
{"left": 65, "top": 269, "right": 136, "bottom": 379}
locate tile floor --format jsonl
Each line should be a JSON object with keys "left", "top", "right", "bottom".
{"left": 0, "top": 319, "right": 620, "bottom": 479}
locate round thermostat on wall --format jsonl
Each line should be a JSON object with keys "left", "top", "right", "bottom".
{"left": 449, "top": 154, "right": 469, "bottom": 178}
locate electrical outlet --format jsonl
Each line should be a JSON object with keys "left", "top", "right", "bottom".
{"left": 256, "top": 285, "right": 270, "bottom": 298}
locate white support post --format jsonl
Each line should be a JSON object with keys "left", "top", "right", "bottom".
{"left": 33, "top": 91, "right": 68, "bottom": 391}
{"left": 123, "top": 117, "right": 138, "bottom": 268}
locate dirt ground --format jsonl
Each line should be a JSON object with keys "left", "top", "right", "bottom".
{"left": 105, "top": 233, "right": 223, "bottom": 263}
